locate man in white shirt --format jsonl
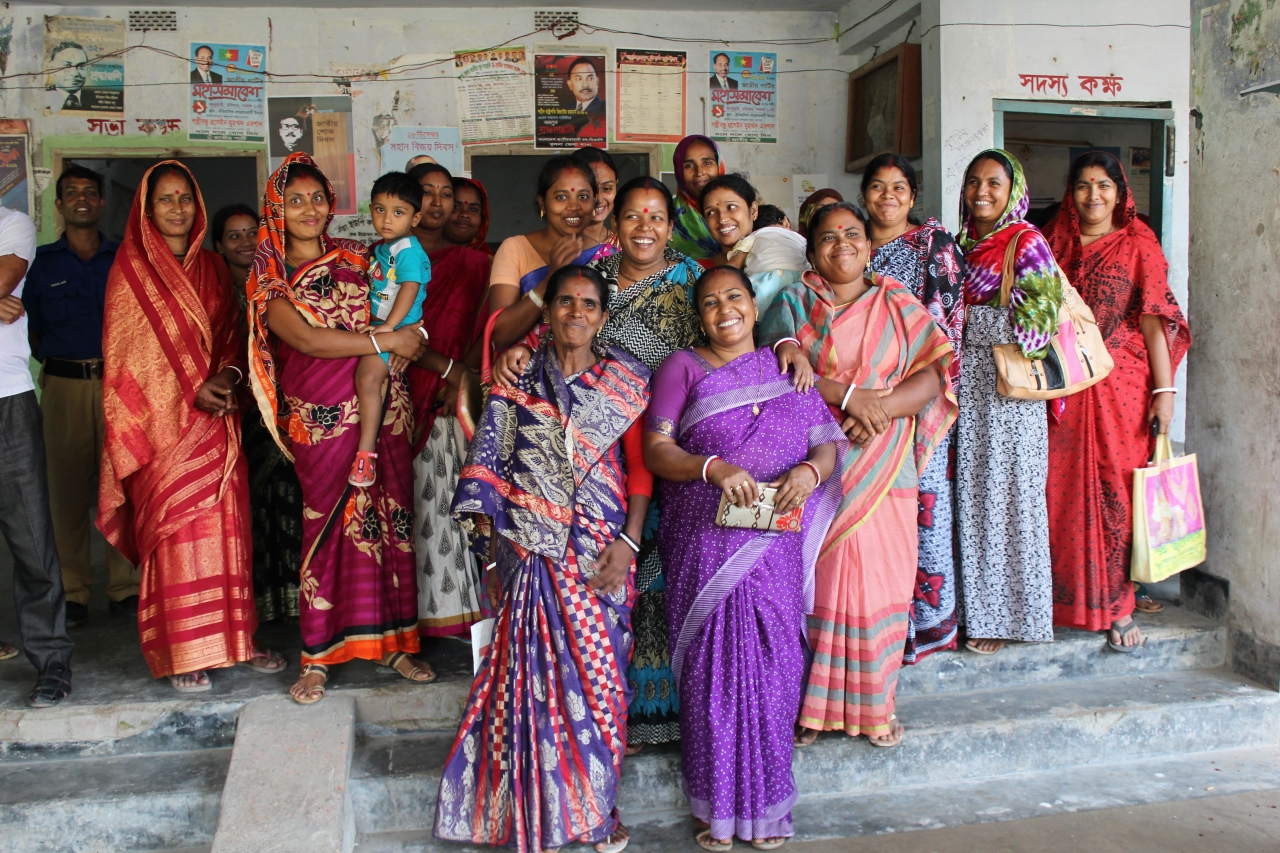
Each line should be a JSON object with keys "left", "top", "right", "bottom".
{"left": 0, "top": 205, "right": 74, "bottom": 707}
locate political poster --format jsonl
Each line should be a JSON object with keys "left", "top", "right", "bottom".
{"left": 708, "top": 50, "right": 777, "bottom": 144}
{"left": 0, "top": 120, "right": 31, "bottom": 216}
{"left": 189, "top": 43, "right": 267, "bottom": 142}
{"left": 44, "top": 16, "right": 125, "bottom": 118}
{"left": 534, "top": 49, "right": 607, "bottom": 150}
{"left": 454, "top": 47, "right": 535, "bottom": 146}
{"left": 380, "top": 126, "right": 463, "bottom": 174}
{"left": 268, "top": 96, "right": 357, "bottom": 215}
{"left": 615, "top": 49, "right": 685, "bottom": 143}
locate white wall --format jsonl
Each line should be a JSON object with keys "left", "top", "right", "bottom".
{"left": 2, "top": 5, "right": 865, "bottom": 232}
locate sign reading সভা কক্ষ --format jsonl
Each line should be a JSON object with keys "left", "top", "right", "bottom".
{"left": 708, "top": 51, "right": 778, "bottom": 144}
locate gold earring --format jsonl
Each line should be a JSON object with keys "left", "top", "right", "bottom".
{"left": 539, "top": 209, "right": 545, "bottom": 220}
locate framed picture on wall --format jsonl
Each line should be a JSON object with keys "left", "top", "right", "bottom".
{"left": 845, "top": 43, "right": 921, "bottom": 173}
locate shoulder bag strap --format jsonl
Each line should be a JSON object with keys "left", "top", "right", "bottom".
{"left": 999, "top": 229, "right": 1029, "bottom": 308}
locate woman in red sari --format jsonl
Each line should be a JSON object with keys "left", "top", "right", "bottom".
{"left": 248, "top": 153, "right": 432, "bottom": 703}
{"left": 444, "top": 177, "right": 493, "bottom": 256}
{"left": 99, "top": 161, "right": 284, "bottom": 691}
{"left": 406, "top": 163, "right": 492, "bottom": 636}
{"left": 1043, "top": 151, "right": 1190, "bottom": 651}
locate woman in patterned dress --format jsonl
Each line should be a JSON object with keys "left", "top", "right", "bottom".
{"left": 953, "top": 149, "right": 1065, "bottom": 655}
{"left": 862, "top": 153, "right": 967, "bottom": 663}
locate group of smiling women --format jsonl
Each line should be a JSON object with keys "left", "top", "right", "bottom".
{"left": 102, "top": 132, "right": 1188, "bottom": 853}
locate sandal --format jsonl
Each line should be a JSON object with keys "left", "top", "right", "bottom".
{"left": 793, "top": 726, "right": 819, "bottom": 748}
{"left": 697, "top": 830, "right": 733, "bottom": 852}
{"left": 348, "top": 451, "right": 378, "bottom": 487}
{"left": 1134, "top": 595, "right": 1164, "bottom": 614}
{"left": 168, "top": 670, "right": 211, "bottom": 693}
{"left": 382, "top": 651, "right": 437, "bottom": 683}
{"left": 28, "top": 662, "right": 71, "bottom": 708}
{"left": 752, "top": 839, "right": 787, "bottom": 851}
{"left": 867, "top": 715, "right": 904, "bottom": 748}
{"left": 625, "top": 743, "right": 645, "bottom": 756}
{"left": 291, "top": 663, "right": 328, "bottom": 704}
{"left": 0, "top": 641, "right": 19, "bottom": 662}
{"left": 595, "top": 824, "right": 630, "bottom": 853}
{"left": 965, "top": 638, "right": 1007, "bottom": 655}
{"left": 1107, "top": 619, "right": 1143, "bottom": 654}
{"left": 238, "top": 648, "right": 288, "bottom": 674}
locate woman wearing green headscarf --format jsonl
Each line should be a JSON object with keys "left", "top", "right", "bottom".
{"left": 954, "top": 149, "right": 1065, "bottom": 656}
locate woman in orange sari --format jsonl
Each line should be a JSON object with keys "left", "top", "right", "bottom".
{"left": 98, "top": 161, "right": 284, "bottom": 691}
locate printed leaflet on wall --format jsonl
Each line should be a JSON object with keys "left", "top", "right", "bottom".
{"left": 44, "top": 16, "right": 125, "bottom": 118}
{"left": 189, "top": 43, "right": 267, "bottom": 142}
{"left": 708, "top": 51, "right": 777, "bottom": 144}
{"left": 380, "top": 127, "right": 463, "bottom": 174}
{"left": 454, "top": 47, "right": 535, "bottom": 146}
{"left": 268, "top": 96, "right": 357, "bottom": 215}
{"left": 615, "top": 49, "right": 686, "bottom": 144}
{"left": 0, "top": 120, "right": 31, "bottom": 216}
{"left": 534, "top": 48, "right": 607, "bottom": 150}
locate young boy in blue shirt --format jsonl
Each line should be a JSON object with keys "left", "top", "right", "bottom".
{"left": 350, "top": 171, "right": 430, "bottom": 487}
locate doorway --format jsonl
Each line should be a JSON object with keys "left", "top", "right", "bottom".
{"left": 59, "top": 155, "right": 261, "bottom": 248}
{"left": 993, "top": 101, "right": 1175, "bottom": 246}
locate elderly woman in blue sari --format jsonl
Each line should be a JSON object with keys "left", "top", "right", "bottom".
{"left": 493, "top": 178, "right": 813, "bottom": 753}
{"left": 487, "top": 156, "right": 616, "bottom": 351}
{"left": 644, "top": 266, "right": 846, "bottom": 851}
{"left": 437, "top": 265, "right": 649, "bottom": 853}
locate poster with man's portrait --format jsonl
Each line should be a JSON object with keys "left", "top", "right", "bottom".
{"left": 44, "top": 15, "right": 125, "bottom": 117}
{"left": 534, "top": 49, "right": 607, "bottom": 150}
{"left": 268, "top": 96, "right": 356, "bottom": 215}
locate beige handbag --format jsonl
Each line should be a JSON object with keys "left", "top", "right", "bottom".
{"left": 715, "top": 487, "right": 804, "bottom": 533}
{"left": 991, "top": 232, "right": 1113, "bottom": 400}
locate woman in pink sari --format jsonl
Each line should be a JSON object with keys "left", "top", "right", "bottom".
{"left": 766, "top": 202, "right": 956, "bottom": 749}
{"left": 247, "top": 153, "right": 433, "bottom": 703}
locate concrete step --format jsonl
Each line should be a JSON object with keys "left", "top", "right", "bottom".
{"left": 352, "top": 745, "right": 1280, "bottom": 852}
{"left": 347, "top": 668, "right": 1280, "bottom": 837}
{"left": 0, "top": 747, "right": 229, "bottom": 853}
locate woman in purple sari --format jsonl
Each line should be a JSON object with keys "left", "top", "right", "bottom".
{"left": 436, "top": 265, "right": 650, "bottom": 853}
{"left": 643, "top": 266, "right": 847, "bottom": 851}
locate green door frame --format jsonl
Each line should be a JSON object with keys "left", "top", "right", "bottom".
{"left": 993, "top": 99, "right": 1176, "bottom": 256}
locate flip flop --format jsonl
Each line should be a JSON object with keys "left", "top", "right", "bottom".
{"left": 696, "top": 831, "right": 733, "bottom": 852}
{"left": 595, "top": 828, "right": 630, "bottom": 853}
{"left": 1107, "top": 620, "right": 1143, "bottom": 654}
{"left": 0, "top": 642, "right": 19, "bottom": 662}
{"left": 965, "top": 639, "right": 1006, "bottom": 655}
{"left": 168, "top": 671, "right": 211, "bottom": 693}
{"left": 1134, "top": 595, "right": 1164, "bottom": 614}
{"left": 752, "top": 839, "right": 787, "bottom": 851}
{"left": 867, "top": 715, "right": 904, "bottom": 749}
{"left": 238, "top": 648, "right": 288, "bottom": 674}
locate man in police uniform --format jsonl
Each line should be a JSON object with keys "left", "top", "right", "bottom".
{"left": 25, "top": 164, "right": 138, "bottom": 628}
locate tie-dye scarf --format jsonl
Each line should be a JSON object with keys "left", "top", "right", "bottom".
{"left": 670, "top": 135, "right": 725, "bottom": 260}
{"left": 956, "top": 149, "right": 1064, "bottom": 359}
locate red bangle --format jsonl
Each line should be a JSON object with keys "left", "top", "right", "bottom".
{"left": 798, "top": 460, "right": 821, "bottom": 487}
{"left": 701, "top": 454, "right": 721, "bottom": 484}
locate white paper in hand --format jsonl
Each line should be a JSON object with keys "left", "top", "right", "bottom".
{"left": 471, "top": 618, "right": 495, "bottom": 675}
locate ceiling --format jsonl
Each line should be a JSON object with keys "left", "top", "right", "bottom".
{"left": 37, "top": 0, "right": 847, "bottom": 9}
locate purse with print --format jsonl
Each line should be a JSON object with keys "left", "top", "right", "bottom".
{"left": 715, "top": 486, "right": 804, "bottom": 533}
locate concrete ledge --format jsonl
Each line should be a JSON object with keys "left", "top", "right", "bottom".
{"left": 211, "top": 695, "right": 356, "bottom": 853}
{"left": 1231, "top": 628, "right": 1280, "bottom": 692}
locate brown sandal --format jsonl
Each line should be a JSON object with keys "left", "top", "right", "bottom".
{"left": 290, "top": 663, "right": 328, "bottom": 704}
{"left": 383, "top": 651, "right": 437, "bottom": 683}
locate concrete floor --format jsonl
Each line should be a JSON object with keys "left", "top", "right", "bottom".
{"left": 794, "top": 788, "right": 1280, "bottom": 853}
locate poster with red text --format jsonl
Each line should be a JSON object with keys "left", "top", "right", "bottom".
{"left": 534, "top": 49, "right": 607, "bottom": 149}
